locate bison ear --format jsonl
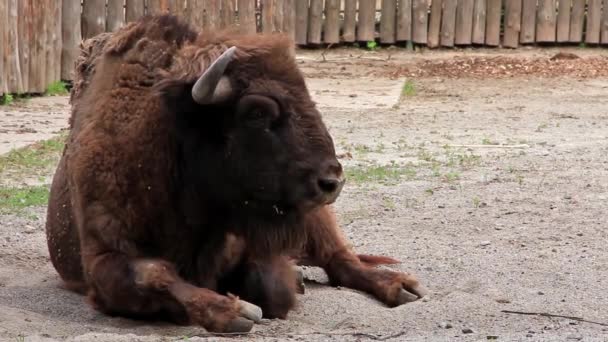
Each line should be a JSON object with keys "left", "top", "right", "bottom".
{"left": 191, "top": 46, "right": 236, "bottom": 105}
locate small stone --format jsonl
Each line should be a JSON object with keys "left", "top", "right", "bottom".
{"left": 567, "top": 334, "right": 583, "bottom": 340}
{"left": 439, "top": 322, "right": 453, "bottom": 329}
{"left": 495, "top": 298, "right": 511, "bottom": 304}
{"left": 537, "top": 291, "right": 545, "bottom": 295}
{"left": 480, "top": 241, "right": 491, "bottom": 246}
{"left": 422, "top": 296, "right": 431, "bottom": 302}
{"left": 462, "top": 328, "right": 474, "bottom": 334}
{"left": 487, "top": 336, "right": 499, "bottom": 340}
{"left": 349, "top": 94, "right": 358, "bottom": 98}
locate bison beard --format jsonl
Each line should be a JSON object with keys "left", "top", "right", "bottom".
{"left": 45, "top": 15, "right": 427, "bottom": 333}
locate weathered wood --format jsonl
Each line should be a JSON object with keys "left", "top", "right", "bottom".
{"left": 307, "top": 0, "right": 323, "bottom": 44}
{"left": 189, "top": 0, "right": 206, "bottom": 29}
{"left": 455, "top": 0, "right": 474, "bottom": 45}
{"left": 32, "top": 0, "right": 47, "bottom": 92}
{"left": 107, "top": 0, "right": 126, "bottom": 32}
{"left": 82, "top": 0, "right": 106, "bottom": 39}
{"left": 126, "top": 0, "right": 145, "bottom": 22}
{"left": 602, "top": 0, "right": 608, "bottom": 44}
{"left": 569, "top": 0, "right": 584, "bottom": 42}
{"left": 52, "top": 0, "right": 63, "bottom": 83}
{"left": 221, "top": 0, "right": 236, "bottom": 28}
{"left": 169, "top": 0, "right": 186, "bottom": 18}
{"left": 261, "top": 0, "right": 277, "bottom": 32}
{"left": 283, "top": 0, "right": 296, "bottom": 40}
{"left": 18, "top": 0, "right": 32, "bottom": 90}
{"left": 556, "top": 0, "right": 571, "bottom": 42}
{"left": 520, "top": 0, "right": 536, "bottom": 43}
{"left": 325, "top": 0, "right": 340, "bottom": 43}
{"left": 343, "top": 0, "right": 357, "bottom": 42}
{"left": 204, "top": 0, "right": 221, "bottom": 30}
{"left": 485, "top": 0, "right": 502, "bottom": 46}
{"left": 45, "top": 0, "right": 55, "bottom": 88}
{"left": 396, "top": 0, "right": 412, "bottom": 42}
{"left": 6, "top": 0, "right": 23, "bottom": 93}
{"left": 536, "top": 0, "right": 556, "bottom": 42}
{"left": 62, "top": 0, "right": 81, "bottom": 81}
{"left": 358, "top": 0, "right": 375, "bottom": 42}
{"left": 427, "top": 0, "right": 441, "bottom": 47}
{"left": 503, "top": 0, "right": 522, "bottom": 48}
{"left": 147, "top": 0, "right": 170, "bottom": 14}
{"left": 0, "top": 0, "right": 5, "bottom": 94}
{"left": 412, "top": 0, "right": 428, "bottom": 44}
{"left": 237, "top": 0, "right": 257, "bottom": 33}
{"left": 295, "top": 0, "right": 308, "bottom": 44}
{"left": 380, "top": 0, "right": 397, "bottom": 43}
{"left": 441, "top": 0, "right": 458, "bottom": 47}
{"left": 471, "top": 0, "right": 486, "bottom": 44}
{"left": 585, "top": 0, "right": 602, "bottom": 44}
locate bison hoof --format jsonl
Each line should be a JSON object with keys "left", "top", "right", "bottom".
{"left": 239, "top": 300, "right": 263, "bottom": 323}
{"left": 396, "top": 283, "right": 429, "bottom": 305}
{"left": 223, "top": 300, "right": 263, "bottom": 333}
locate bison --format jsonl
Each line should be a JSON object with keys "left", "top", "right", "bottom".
{"left": 45, "top": 15, "right": 427, "bottom": 333}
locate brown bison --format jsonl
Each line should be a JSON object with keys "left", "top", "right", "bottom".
{"left": 45, "top": 15, "right": 427, "bottom": 333}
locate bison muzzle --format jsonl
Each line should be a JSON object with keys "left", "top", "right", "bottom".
{"left": 45, "top": 15, "right": 427, "bottom": 333}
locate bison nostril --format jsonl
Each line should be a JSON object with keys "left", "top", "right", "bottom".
{"left": 318, "top": 178, "right": 340, "bottom": 194}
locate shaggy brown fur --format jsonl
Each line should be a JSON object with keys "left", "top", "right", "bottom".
{"left": 46, "top": 15, "right": 427, "bottom": 333}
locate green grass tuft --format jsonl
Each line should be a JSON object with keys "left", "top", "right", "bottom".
{"left": 1, "top": 93, "right": 14, "bottom": 105}
{"left": 0, "top": 185, "right": 49, "bottom": 212}
{"left": 0, "top": 134, "right": 66, "bottom": 175}
{"left": 346, "top": 164, "right": 416, "bottom": 185}
{"left": 45, "top": 81, "right": 69, "bottom": 96}
{"left": 402, "top": 79, "right": 416, "bottom": 97}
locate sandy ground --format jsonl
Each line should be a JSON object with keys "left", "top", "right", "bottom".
{"left": 1, "top": 48, "right": 608, "bottom": 341}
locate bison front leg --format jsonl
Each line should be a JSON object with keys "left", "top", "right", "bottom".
{"left": 84, "top": 254, "right": 262, "bottom": 332}
{"left": 301, "top": 206, "right": 429, "bottom": 306}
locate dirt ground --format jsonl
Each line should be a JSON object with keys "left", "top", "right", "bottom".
{"left": 1, "top": 47, "right": 608, "bottom": 341}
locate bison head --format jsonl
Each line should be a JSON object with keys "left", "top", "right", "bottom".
{"left": 163, "top": 39, "right": 344, "bottom": 220}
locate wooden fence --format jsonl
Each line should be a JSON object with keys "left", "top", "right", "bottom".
{"left": 2, "top": 0, "right": 608, "bottom": 95}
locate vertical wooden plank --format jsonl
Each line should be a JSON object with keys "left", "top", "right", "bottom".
{"left": 237, "top": 0, "right": 257, "bottom": 33}
{"left": 107, "top": 0, "right": 126, "bottom": 32}
{"left": 536, "top": 0, "right": 557, "bottom": 42}
{"left": 569, "top": 0, "right": 584, "bottom": 42}
{"left": 397, "top": 0, "right": 412, "bottom": 42}
{"left": 274, "top": 0, "right": 284, "bottom": 33}
{"left": 205, "top": 0, "right": 221, "bottom": 30}
{"left": 295, "top": 0, "right": 309, "bottom": 44}
{"left": 503, "top": 0, "right": 522, "bottom": 48}
{"left": 0, "top": 0, "right": 5, "bottom": 94}
{"left": 520, "top": 0, "right": 536, "bottom": 43}
{"left": 358, "top": 0, "right": 376, "bottom": 42}
{"left": 471, "top": 0, "right": 486, "bottom": 44}
{"left": 427, "top": 0, "right": 441, "bottom": 47}
{"left": 221, "top": 0, "right": 236, "bottom": 28}
{"left": 586, "top": 0, "right": 602, "bottom": 44}
{"left": 556, "top": 0, "right": 571, "bottom": 42}
{"left": 261, "top": 0, "right": 276, "bottom": 32}
{"left": 325, "top": 0, "right": 341, "bottom": 43}
{"left": 380, "top": 0, "right": 397, "bottom": 44}
{"left": 283, "top": 0, "right": 296, "bottom": 40}
{"left": 6, "top": 0, "right": 23, "bottom": 93}
{"left": 485, "top": 0, "right": 501, "bottom": 46}
{"left": 308, "top": 0, "right": 323, "bottom": 43}
{"left": 126, "top": 0, "right": 145, "bottom": 22}
{"left": 441, "top": 0, "right": 458, "bottom": 47}
{"left": 45, "top": 0, "right": 56, "bottom": 88}
{"left": 189, "top": 0, "right": 206, "bottom": 29}
{"left": 169, "top": 0, "right": 186, "bottom": 17}
{"left": 34, "top": 0, "right": 48, "bottom": 92}
{"left": 82, "top": 0, "right": 106, "bottom": 38}
{"left": 62, "top": 0, "right": 82, "bottom": 81}
{"left": 343, "top": 0, "right": 357, "bottom": 42}
{"left": 412, "top": 0, "right": 428, "bottom": 44}
{"left": 455, "top": 0, "right": 474, "bottom": 45}
{"left": 53, "top": 0, "right": 63, "bottom": 83}
{"left": 18, "top": 0, "right": 31, "bottom": 90}
{"left": 147, "top": 0, "right": 170, "bottom": 14}
{"left": 602, "top": 0, "right": 608, "bottom": 44}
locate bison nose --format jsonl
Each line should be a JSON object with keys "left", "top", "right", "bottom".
{"left": 317, "top": 175, "right": 345, "bottom": 204}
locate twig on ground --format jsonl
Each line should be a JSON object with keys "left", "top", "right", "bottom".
{"left": 501, "top": 310, "right": 608, "bottom": 327}
{"left": 186, "top": 330, "right": 408, "bottom": 341}
{"left": 448, "top": 144, "right": 530, "bottom": 149}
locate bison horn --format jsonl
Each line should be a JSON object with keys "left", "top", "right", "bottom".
{"left": 191, "top": 46, "right": 237, "bottom": 104}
